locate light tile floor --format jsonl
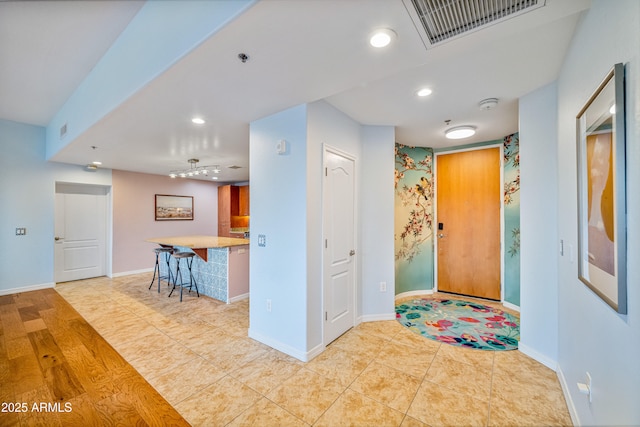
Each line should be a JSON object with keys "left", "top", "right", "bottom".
{"left": 56, "top": 274, "right": 572, "bottom": 426}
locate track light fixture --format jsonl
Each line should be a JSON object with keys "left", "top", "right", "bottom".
{"left": 169, "top": 159, "right": 220, "bottom": 179}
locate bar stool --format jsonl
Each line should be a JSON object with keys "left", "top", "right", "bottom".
{"left": 149, "top": 247, "right": 174, "bottom": 292}
{"left": 169, "top": 251, "right": 199, "bottom": 302}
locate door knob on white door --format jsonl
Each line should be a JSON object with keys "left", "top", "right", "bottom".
{"left": 55, "top": 236, "right": 64, "bottom": 241}
{"left": 349, "top": 249, "right": 355, "bottom": 256}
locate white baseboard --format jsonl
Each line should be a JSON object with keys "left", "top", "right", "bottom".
{"left": 503, "top": 300, "right": 520, "bottom": 312}
{"left": 518, "top": 342, "right": 558, "bottom": 371}
{"left": 111, "top": 268, "right": 154, "bottom": 278}
{"left": 394, "top": 289, "right": 434, "bottom": 300}
{"left": 361, "top": 313, "right": 396, "bottom": 322}
{"left": 518, "top": 344, "right": 579, "bottom": 425}
{"left": 557, "top": 365, "right": 580, "bottom": 426}
{"left": 228, "top": 292, "right": 249, "bottom": 304}
{"left": 0, "top": 282, "right": 55, "bottom": 296}
{"left": 248, "top": 328, "right": 323, "bottom": 362}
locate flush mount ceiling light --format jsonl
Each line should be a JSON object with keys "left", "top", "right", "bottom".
{"left": 191, "top": 117, "right": 206, "bottom": 125}
{"left": 445, "top": 125, "right": 476, "bottom": 139}
{"left": 416, "top": 88, "right": 432, "bottom": 97}
{"left": 169, "top": 158, "right": 220, "bottom": 179}
{"left": 369, "top": 28, "right": 396, "bottom": 48}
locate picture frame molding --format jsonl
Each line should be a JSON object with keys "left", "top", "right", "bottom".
{"left": 154, "top": 194, "right": 194, "bottom": 221}
{"left": 576, "top": 62, "right": 627, "bottom": 314}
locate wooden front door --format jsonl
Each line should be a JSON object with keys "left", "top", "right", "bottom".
{"left": 436, "top": 147, "right": 501, "bottom": 300}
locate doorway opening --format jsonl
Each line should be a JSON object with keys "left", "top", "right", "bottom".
{"left": 54, "top": 182, "right": 112, "bottom": 283}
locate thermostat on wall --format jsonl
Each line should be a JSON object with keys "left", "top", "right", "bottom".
{"left": 276, "top": 139, "right": 287, "bottom": 155}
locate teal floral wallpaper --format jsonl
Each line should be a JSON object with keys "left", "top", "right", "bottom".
{"left": 394, "top": 133, "right": 521, "bottom": 306}
{"left": 503, "top": 133, "right": 521, "bottom": 306}
{"left": 394, "top": 144, "right": 434, "bottom": 293}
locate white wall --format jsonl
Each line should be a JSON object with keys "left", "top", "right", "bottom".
{"left": 248, "top": 104, "right": 310, "bottom": 360}
{"left": 248, "top": 101, "right": 394, "bottom": 360}
{"left": 518, "top": 82, "right": 559, "bottom": 368}
{"left": 360, "top": 126, "right": 396, "bottom": 320}
{"left": 46, "top": 0, "right": 255, "bottom": 158}
{"left": 556, "top": 1, "right": 640, "bottom": 425}
{"left": 306, "top": 100, "right": 362, "bottom": 349}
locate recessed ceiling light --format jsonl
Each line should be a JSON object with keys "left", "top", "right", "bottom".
{"left": 369, "top": 28, "right": 396, "bottom": 48}
{"left": 92, "top": 161, "right": 102, "bottom": 165}
{"left": 416, "top": 88, "right": 432, "bottom": 97}
{"left": 191, "top": 117, "right": 205, "bottom": 125}
{"left": 445, "top": 125, "right": 476, "bottom": 139}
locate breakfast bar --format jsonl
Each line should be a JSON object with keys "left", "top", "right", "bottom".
{"left": 146, "top": 235, "right": 249, "bottom": 303}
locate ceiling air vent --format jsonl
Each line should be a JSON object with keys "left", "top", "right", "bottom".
{"left": 404, "top": 0, "right": 545, "bottom": 47}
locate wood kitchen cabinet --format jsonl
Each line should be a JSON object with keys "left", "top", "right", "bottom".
{"left": 238, "top": 185, "right": 250, "bottom": 216}
{"left": 218, "top": 184, "right": 250, "bottom": 237}
{"left": 218, "top": 185, "right": 239, "bottom": 237}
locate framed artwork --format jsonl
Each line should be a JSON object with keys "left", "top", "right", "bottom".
{"left": 155, "top": 194, "right": 193, "bottom": 221}
{"left": 576, "top": 63, "right": 627, "bottom": 314}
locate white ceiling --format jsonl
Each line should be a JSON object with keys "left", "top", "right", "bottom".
{"left": 0, "top": 0, "right": 590, "bottom": 183}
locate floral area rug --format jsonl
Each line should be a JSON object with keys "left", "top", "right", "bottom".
{"left": 395, "top": 297, "right": 520, "bottom": 351}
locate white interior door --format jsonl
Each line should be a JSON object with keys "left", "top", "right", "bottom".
{"left": 54, "top": 185, "right": 108, "bottom": 283}
{"left": 323, "top": 147, "right": 356, "bottom": 345}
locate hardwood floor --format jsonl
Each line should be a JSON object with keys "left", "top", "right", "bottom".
{"left": 0, "top": 288, "right": 188, "bottom": 427}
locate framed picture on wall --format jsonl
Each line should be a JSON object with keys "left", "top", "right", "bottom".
{"left": 576, "top": 62, "right": 627, "bottom": 314}
{"left": 155, "top": 194, "right": 193, "bottom": 221}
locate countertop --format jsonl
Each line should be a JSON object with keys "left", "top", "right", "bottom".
{"left": 147, "top": 235, "right": 250, "bottom": 249}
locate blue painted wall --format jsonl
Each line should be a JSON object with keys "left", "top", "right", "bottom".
{"left": 0, "top": 119, "right": 112, "bottom": 294}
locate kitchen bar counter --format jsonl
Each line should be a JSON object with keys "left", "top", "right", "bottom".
{"left": 147, "top": 235, "right": 249, "bottom": 260}
{"left": 147, "top": 235, "right": 249, "bottom": 303}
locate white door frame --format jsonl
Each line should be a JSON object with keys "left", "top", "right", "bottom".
{"left": 54, "top": 182, "right": 113, "bottom": 281}
{"left": 432, "top": 144, "right": 505, "bottom": 301}
{"left": 322, "top": 144, "right": 358, "bottom": 346}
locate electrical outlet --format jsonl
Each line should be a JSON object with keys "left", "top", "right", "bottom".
{"left": 266, "top": 299, "right": 272, "bottom": 312}
{"left": 380, "top": 282, "right": 387, "bottom": 292}
{"left": 577, "top": 372, "right": 592, "bottom": 403}
{"left": 15, "top": 228, "right": 26, "bottom": 236}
